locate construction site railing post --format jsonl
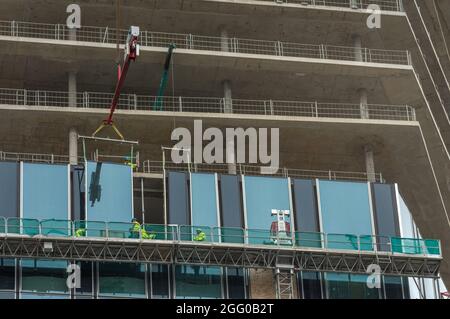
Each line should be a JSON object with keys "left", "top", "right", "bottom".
{"left": 0, "top": 20, "right": 411, "bottom": 66}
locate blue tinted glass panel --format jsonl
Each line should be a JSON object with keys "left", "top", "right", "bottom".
{"left": 244, "top": 176, "right": 291, "bottom": 230}
{"left": 21, "top": 259, "right": 68, "bottom": 294}
{"left": 99, "top": 262, "right": 146, "bottom": 298}
{"left": 167, "top": 171, "right": 189, "bottom": 225}
{"left": 318, "top": 181, "right": 373, "bottom": 249}
{"left": 372, "top": 183, "right": 399, "bottom": 251}
{"left": 86, "top": 161, "right": 133, "bottom": 223}
{"left": 191, "top": 173, "right": 219, "bottom": 227}
{"left": 22, "top": 163, "right": 69, "bottom": 220}
{"left": 292, "top": 179, "right": 319, "bottom": 232}
{"left": 220, "top": 175, "right": 243, "bottom": 228}
{"left": 0, "top": 162, "right": 19, "bottom": 218}
{"left": 175, "top": 265, "right": 222, "bottom": 299}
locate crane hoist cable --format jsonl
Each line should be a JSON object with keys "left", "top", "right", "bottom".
{"left": 92, "top": 26, "right": 140, "bottom": 140}
{"left": 153, "top": 43, "right": 176, "bottom": 111}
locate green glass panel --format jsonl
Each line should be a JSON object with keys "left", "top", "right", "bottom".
{"left": 359, "top": 235, "right": 374, "bottom": 251}
{"left": 295, "top": 232, "right": 322, "bottom": 248}
{"left": 0, "top": 217, "right": 5, "bottom": 233}
{"left": 21, "top": 259, "right": 68, "bottom": 294}
{"left": 98, "top": 263, "right": 146, "bottom": 298}
{"left": 327, "top": 234, "right": 358, "bottom": 250}
{"left": 424, "top": 239, "right": 440, "bottom": 255}
{"left": 74, "top": 220, "right": 107, "bottom": 238}
{"left": 40, "top": 219, "right": 72, "bottom": 237}
{"left": 143, "top": 224, "right": 177, "bottom": 241}
{"left": 391, "top": 237, "right": 422, "bottom": 254}
{"left": 179, "top": 225, "right": 214, "bottom": 243}
{"left": 175, "top": 265, "right": 222, "bottom": 299}
{"left": 108, "top": 222, "right": 134, "bottom": 239}
{"left": 220, "top": 227, "right": 244, "bottom": 244}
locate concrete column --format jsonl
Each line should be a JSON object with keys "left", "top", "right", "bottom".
{"left": 223, "top": 80, "right": 233, "bottom": 114}
{"left": 358, "top": 88, "right": 369, "bottom": 119}
{"left": 68, "top": 28, "right": 77, "bottom": 41}
{"left": 220, "top": 28, "right": 230, "bottom": 52}
{"left": 69, "top": 128, "right": 78, "bottom": 165}
{"left": 352, "top": 34, "right": 363, "bottom": 62}
{"left": 364, "top": 144, "right": 376, "bottom": 182}
{"left": 226, "top": 139, "right": 237, "bottom": 175}
{"left": 68, "top": 71, "right": 77, "bottom": 108}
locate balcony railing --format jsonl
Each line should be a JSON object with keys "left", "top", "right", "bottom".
{"left": 0, "top": 150, "right": 385, "bottom": 183}
{"left": 234, "top": 0, "right": 404, "bottom": 12}
{"left": 0, "top": 217, "right": 440, "bottom": 256}
{"left": 0, "top": 20, "right": 411, "bottom": 65}
{"left": 0, "top": 88, "right": 417, "bottom": 121}
{"left": 142, "top": 160, "right": 385, "bottom": 183}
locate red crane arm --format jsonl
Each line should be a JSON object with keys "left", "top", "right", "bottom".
{"left": 105, "top": 33, "right": 139, "bottom": 125}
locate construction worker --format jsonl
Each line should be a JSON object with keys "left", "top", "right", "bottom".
{"left": 75, "top": 228, "right": 86, "bottom": 237}
{"left": 130, "top": 218, "right": 156, "bottom": 239}
{"left": 124, "top": 156, "right": 137, "bottom": 170}
{"left": 193, "top": 229, "right": 206, "bottom": 242}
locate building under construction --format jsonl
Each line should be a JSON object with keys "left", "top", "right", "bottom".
{"left": 0, "top": 0, "right": 449, "bottom": 299}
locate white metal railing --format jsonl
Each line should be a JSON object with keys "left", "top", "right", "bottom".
{"left": 0, "top": 20, "right": 410, "bottom": 65}
{"left": 142, "top": 160, "right": 384, "bottom": 183}
{"left": 241, "top": 0, "right": 404, "bottom": 12}
{"left": 0, "top": 150, "right": 384, "bottom": 182}
{"left": 0, "top": 88, "right": 417, "bottom": 121}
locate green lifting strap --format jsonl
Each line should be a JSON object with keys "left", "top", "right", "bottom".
{"left": 153, "top": 43, "right": 176, "bottom": 111}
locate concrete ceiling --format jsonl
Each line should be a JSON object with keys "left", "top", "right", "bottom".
{"left": 0, "top": 0, "right": 414, "bottom": 50}
{"left": 0, "top": 38, "right": 419, "bottom": 106}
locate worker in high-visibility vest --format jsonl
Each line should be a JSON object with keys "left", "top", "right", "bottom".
{"left": 130, "top": 218, "right": 156, "bottom": 239}
{"left": 75, "top": 228, "right": 86, "bottom": 237}
{"left": 193, "top": 229, "right": 206, "bottom": 241}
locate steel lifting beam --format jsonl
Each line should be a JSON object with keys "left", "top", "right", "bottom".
{"left": 0, "top": 235, "right": 442, "bottom": 278}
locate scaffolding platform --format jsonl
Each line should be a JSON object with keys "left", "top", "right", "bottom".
{"left": 0, "top": 234, "right": 441, "bottom": 278}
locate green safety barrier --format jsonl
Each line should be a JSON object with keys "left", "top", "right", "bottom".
{"left": 74, "top": 220, "right": 107, "bottom": 238}
{"left": 327, "top": 234, "right": 359, "bottom": 250}
{"left": 142, "top": 224, "right": 177, "bottom": 241}
{"left": 108, "top": 222, "right": 135, "bottom": 239}
{"left": 359, "top": 235, "right": 374, "bottom": 251}
{"left": 41, "top": 219, "right": 72, "bottom": 237}
{"left": 0, "top": 217, "right": 5, "bottom": 233}
{"left": 7, "top": 218, "right": 40, "bottom": 236}
{"left": 218, "top": 227, "right": 245, "bottom": 244}
{"left": 295, "top": 232, "right": 323, "bottom": 248}
{"left": 391, "top": 237, "right": 422, "bottom": 254}
{"left": 0, "top": 218, "right": 441, "bottom": 257}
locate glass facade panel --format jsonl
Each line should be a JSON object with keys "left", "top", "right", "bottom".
{"left": 75, "top": 261, "right": 93, "bottom": 298}
{"left": 292, "top": 179, "right": 319, "bottom": 232}
{"left": 318, "top": 181, "right": 373, "bottom": 249}
{"left": 71, "top": 165, "right": 85, "bottom": 221}
{"left": 244, "top": 176, "right": 291, "bottom": 245}
{"left": 175, "top": 265, "right": 222, "bottom": 299}
{"left": 0, "top": 259, "right": 15, "bottom": 290}
{"left": 299, "top": 271, "right": 322, "bottom": 299}
{"left": 22, "top": 163, "right": 69, "bottom": 220}
{"left": 151, "top": 264, "right": 170, "bottom": 299}
{"left": 226, "top": 268, "right": 246, "bottom": 299}
{"left": 86, "top": 161, "right": 133, "bottom": 223}
{"left": 190, "top": 173, "right": 219, "bottom": 227}
{"left": 0, "top": 162, "right": 19, "bottom": 218}
{"left": 220, "top": 174, "right": 244, "bottom": 228}
{"left": 220, "top": 175, "right": 244, "bottom": 244}
{"left": 167, "top": 171, "right": 190, "bottom": 225}
{"left": 325, "top": 273, "right": 379, "bottom": 299}
{"left": 21, "top": 259, "right": 68, "bottom": 294}
{"left": 98, "top": 262, "right": 146, "bottom": 298}
{"left": 383, "top": 276, "right": 404, "bottom": 299}
{"left": 371, "top": 183, "right": 399, "bottom": 251}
